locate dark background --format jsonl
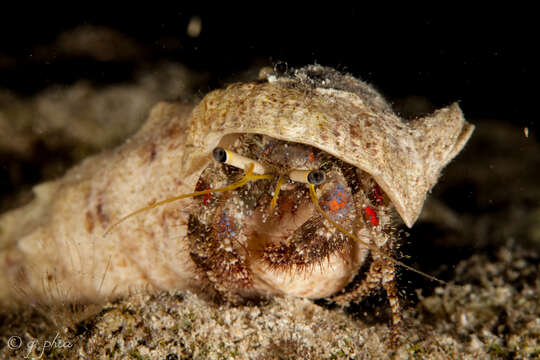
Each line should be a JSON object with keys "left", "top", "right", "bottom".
{"left": 0, "top": 5, "right": 536, "bottom": 130}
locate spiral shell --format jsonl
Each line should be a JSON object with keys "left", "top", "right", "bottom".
{"left": 0, "top": 65, "right": 473, "bottom": 308}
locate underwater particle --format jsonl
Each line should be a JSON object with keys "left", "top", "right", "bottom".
{"left": 187, "top": 16, "right": 202, "bottom": 38}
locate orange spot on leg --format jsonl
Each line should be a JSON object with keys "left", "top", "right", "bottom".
{"left": 322, "top": 187, "right": 348, "bottom": 215}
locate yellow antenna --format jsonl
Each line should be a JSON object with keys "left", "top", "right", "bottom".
{"left": 270, "top": 169, "right": 326, "bottom": 211}
{"left": 103, "top": 163, "right": 273, "bottom": 237}
{"left": 308, "top": 184, "right": 444, "bottom": 284}
{"left": 269, "top": 176, "right": 288, "bottom": 211}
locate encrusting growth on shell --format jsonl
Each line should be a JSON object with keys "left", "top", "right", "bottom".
{"left": 0, "top": 65, "right": 473, "bottom": 333}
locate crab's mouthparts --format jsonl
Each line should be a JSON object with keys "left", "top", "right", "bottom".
{"left": 245, "top": 190, "right": 315, "bottom": 247}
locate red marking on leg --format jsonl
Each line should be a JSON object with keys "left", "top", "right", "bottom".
{"left": 373, "top": 185, "right": 383, "bottom": 205}
{"left": 364, "top": 206, "right": 379, "bottom": 226}
{"left": 203, "top": 192, "right": 212, "bottom": 205}
{"left": 195, "top": 180, "right": 212, "bottom": 206}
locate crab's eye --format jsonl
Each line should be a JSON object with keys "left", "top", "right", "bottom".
{"left": 213, "top": 147, "right": 228, "bottom": 163}
{"left": 307, "top": 170, "right": 325, "bottom": 185}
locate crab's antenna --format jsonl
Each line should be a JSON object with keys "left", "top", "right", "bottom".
{"left": 308, "top": 184, "right": 444, "bottom": 284}
{"left": 269, "top": 176, "right": 288, "bottom": 211}
{"left": 103, "top": 163, "right": 273, "bottom": 237}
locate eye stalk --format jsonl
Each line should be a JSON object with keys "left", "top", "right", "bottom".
{"left": 288, "top": 169, "right": 326, "bottom": 185}
{"left": 212, "top": 147, "right": 267, "bottom": 175}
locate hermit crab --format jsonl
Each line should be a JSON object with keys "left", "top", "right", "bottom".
{"left": 0, "top": 65, "right": 473, "bottom": 331}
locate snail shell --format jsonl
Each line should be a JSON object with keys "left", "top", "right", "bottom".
{"left": 0, "top": 65, "right": 473, "bottom": 309}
